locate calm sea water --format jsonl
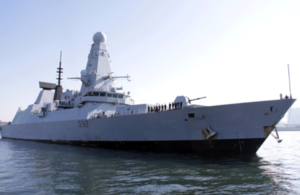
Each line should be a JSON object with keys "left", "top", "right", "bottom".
{"left": 0, "top": 131, "right": 300, "bottom": 195}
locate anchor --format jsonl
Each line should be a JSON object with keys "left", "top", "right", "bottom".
{"left": 271, "top": 126, "right": 282, "bottom": 143}
{"left": 202, "top": 125, "right": 217, "bottom": 139}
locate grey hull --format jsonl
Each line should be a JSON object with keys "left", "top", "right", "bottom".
{"left": 1, "top": 99, "right": 294, "bottom": 154}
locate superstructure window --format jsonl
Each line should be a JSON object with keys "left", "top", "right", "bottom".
{"left": 93, "top": 92, "right": 100, "bottom": 96}
{"left": 113, "top": 94, "right": 118, "bottom": 98}
{"left": 100, "top": 92, "right": 106, "bottom": 97}
{"left": 118, "top": 94, "right": 124, "bottom": 99}
{"left": 107, "top": 93, "right": 112, "bottom": 97}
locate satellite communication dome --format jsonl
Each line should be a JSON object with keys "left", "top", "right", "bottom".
{"left": 81, "top": 70, "right": 88, "bottom": 77}
{"left": 93, "top": 32, "right": 106, "bottom": 43}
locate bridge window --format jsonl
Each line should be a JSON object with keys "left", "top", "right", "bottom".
{"left": 93, "top": 92, "right": 99, "bottom": 96}
{"left": 113, "top": 94, "right": 118, "bottom": 98}
{"left": 118, "top": 94, "right": 124, "bottom": 99}
{"left": 107, "top": 93, "right": 112, "bottom": 97}
{"left": 100, "top": 92, "right": 106, "bottom": 97}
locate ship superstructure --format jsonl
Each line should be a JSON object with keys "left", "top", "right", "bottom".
{"left": 1, "top": 32, "right": 296, "bottom": 153}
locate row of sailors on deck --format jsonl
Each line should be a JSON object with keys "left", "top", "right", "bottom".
{"left": 148, "top": 101, "right": 183, "bottom": 113}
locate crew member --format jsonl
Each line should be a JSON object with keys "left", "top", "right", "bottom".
{"left": 285, "top": 95, "right": 289, "bottom": 99}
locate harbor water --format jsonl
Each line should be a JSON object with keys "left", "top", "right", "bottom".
{"left": 0, "top": 131, "right": 300, "bottom": 194}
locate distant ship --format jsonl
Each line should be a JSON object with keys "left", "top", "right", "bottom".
{"left": 1, "top": 32, "right": 296, "bottom": 153}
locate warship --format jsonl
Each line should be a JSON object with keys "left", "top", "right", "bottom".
{"left": 0, "top": 32, "right": 295, "bottom": 153}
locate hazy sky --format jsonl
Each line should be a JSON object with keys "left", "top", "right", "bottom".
{"left": 0, "top": 0, "right": 300, "bottom": 122}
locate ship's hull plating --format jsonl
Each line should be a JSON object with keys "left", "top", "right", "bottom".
{"left": 1, "top": 99, "right": 295, "bottom": 154}
{"left": 6, "top": 138, "right": 265, "bottom": 154}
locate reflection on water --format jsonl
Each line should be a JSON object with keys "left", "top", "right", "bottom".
{"left": 0, "top": 131, "right": 299, "bottom": 194}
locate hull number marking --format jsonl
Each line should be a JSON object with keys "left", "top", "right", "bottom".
{"left": 78, "top": 121, "right": 89, "bottom": 128}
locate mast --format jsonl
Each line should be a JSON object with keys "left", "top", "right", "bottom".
{"left": 288, "top": 64, "right": 292, "bottom": 99}
{"left": 286, "top": 64, "right": 293, "bottom": 125}
{"left": 57, "top": 51, "right": 63, "bottom": 86}
{"left": 53, "top": 51, "right": 63, "bottom": 101}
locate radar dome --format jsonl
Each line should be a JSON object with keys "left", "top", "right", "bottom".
{"left": 81, "top": 70, "right": 88, "bottom": 77}
{"left": 93, "top": 32, "right": 106, "bottom": 43}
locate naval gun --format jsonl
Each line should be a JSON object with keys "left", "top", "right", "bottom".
{"left": 188, "top": 96, "right": 206, "bottom": 104}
